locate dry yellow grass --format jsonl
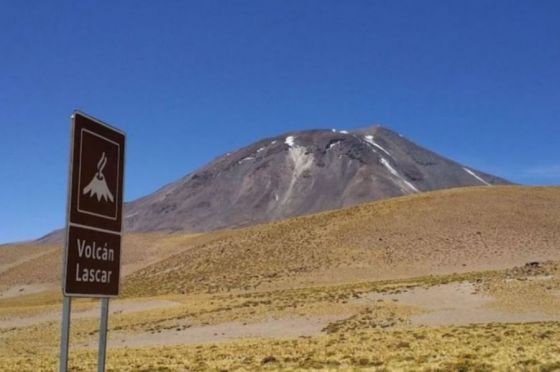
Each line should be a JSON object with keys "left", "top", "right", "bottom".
{"left": 481, "top": 261, "right": 560, "bottom": 315}
{"left": 0, "top": 231, "right": 232, "bottom": 288}
{"left": 125, "top": 186, "right": 560, "bottom": 296}
{"left": 2, "top": 186, "right": 559, "bottom": 296}
{"left": 2, "top": 316, "right": 560, "bottom": 371}
{"left": 1, "top": 262, "right": 560, "bottom": 370}
{"left": 1, "top": 186, "right": 560, "bottom": 371}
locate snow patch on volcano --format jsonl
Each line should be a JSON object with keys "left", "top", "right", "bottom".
{"left": 281, "top": 144, "right": 313, "bottom": 205}
{"left": 285, "top": 136, "right": 295, "bottom": 147}
{"left": 364, "top": 135, "right": 391, "bottom": 156}
{"left": 238, "top": 156, "right": 255, "bottom": 164}
{"left": 381, "top": 157, "right": 419, "bottom": 193}
{"left": 463, "top": 167, "right": 491, "bottom": 186}
{"left": 327, "top": 140, "right": 342, "bottom": 150}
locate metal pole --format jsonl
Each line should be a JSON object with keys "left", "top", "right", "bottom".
{"left": 59, "top": 296, "right": 72, "bottom": 372}
{"left": 98, "top": 298, "right": 110, "bottom": 372}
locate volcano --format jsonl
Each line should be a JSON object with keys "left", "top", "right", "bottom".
{"left": 83, "top": 152, "right": 114, "bottom": 203}
{"left": 38, "top": 124, "right": 511, "bottom": 244}
{"left": 121, "top": 125, "right": 510, "bottom": 234}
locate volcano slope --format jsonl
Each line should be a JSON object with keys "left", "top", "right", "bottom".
{"left": 1, "top": 186, "right": 560, "bottom": 371}
{"left": 122, "top": 125, "right": 510, "bottom": 235}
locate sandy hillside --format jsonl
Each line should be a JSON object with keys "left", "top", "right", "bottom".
{"left": 1, "top": 186, "right": 559, "bottom": 296}
{"left": 0, "top": 231, "right": 233, "bottom": 294}
{"left": 1, "top": 186, "right": 560, "bottom": 371}
{"left": 125, "top": 186, "right": 560, "bottom": 295}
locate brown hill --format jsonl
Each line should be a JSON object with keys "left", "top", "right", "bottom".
{"left": 2, "top": 186, "right": 558, "bottom": 297}
{"left": 124, "top": 186, "right": 560, "bottom": 295}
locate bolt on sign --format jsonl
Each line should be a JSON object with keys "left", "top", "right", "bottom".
{"left": 63, "top": 112, "right": 126, "bottom": 296}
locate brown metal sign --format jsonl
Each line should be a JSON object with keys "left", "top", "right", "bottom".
{"left": 63, "top": 112, "right": 125, "bottom": 297}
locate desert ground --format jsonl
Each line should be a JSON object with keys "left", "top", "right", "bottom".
{"left": 1, "top": 186, "right": 560, "bottom": 371}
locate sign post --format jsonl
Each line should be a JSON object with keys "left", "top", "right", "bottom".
{"left": 98, "top": 298, "right": 110, "bottom": 371}
{"left": 60, "top": 111, "right": 125, "bottom": 372}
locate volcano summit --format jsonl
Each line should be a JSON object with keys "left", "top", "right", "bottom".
{"left": 122, "top": 125, "right": 510, "bottom": 234}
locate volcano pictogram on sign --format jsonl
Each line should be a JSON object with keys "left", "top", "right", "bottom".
{"left": 83, "top": 152, "right": 114, "bottom": 203}
{"left": 68, "top": 113, "right": 125, "bottom": 234}
{"left": 77, "top": 129, "right": 120, "bottom": 220}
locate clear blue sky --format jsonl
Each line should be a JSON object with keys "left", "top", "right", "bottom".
{"left": 1, "top": 1, "right": 559, "bottom": 244}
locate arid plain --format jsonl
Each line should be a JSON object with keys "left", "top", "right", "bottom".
{"left": 1, "top": 186, "right": 560, "bottom": 371}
